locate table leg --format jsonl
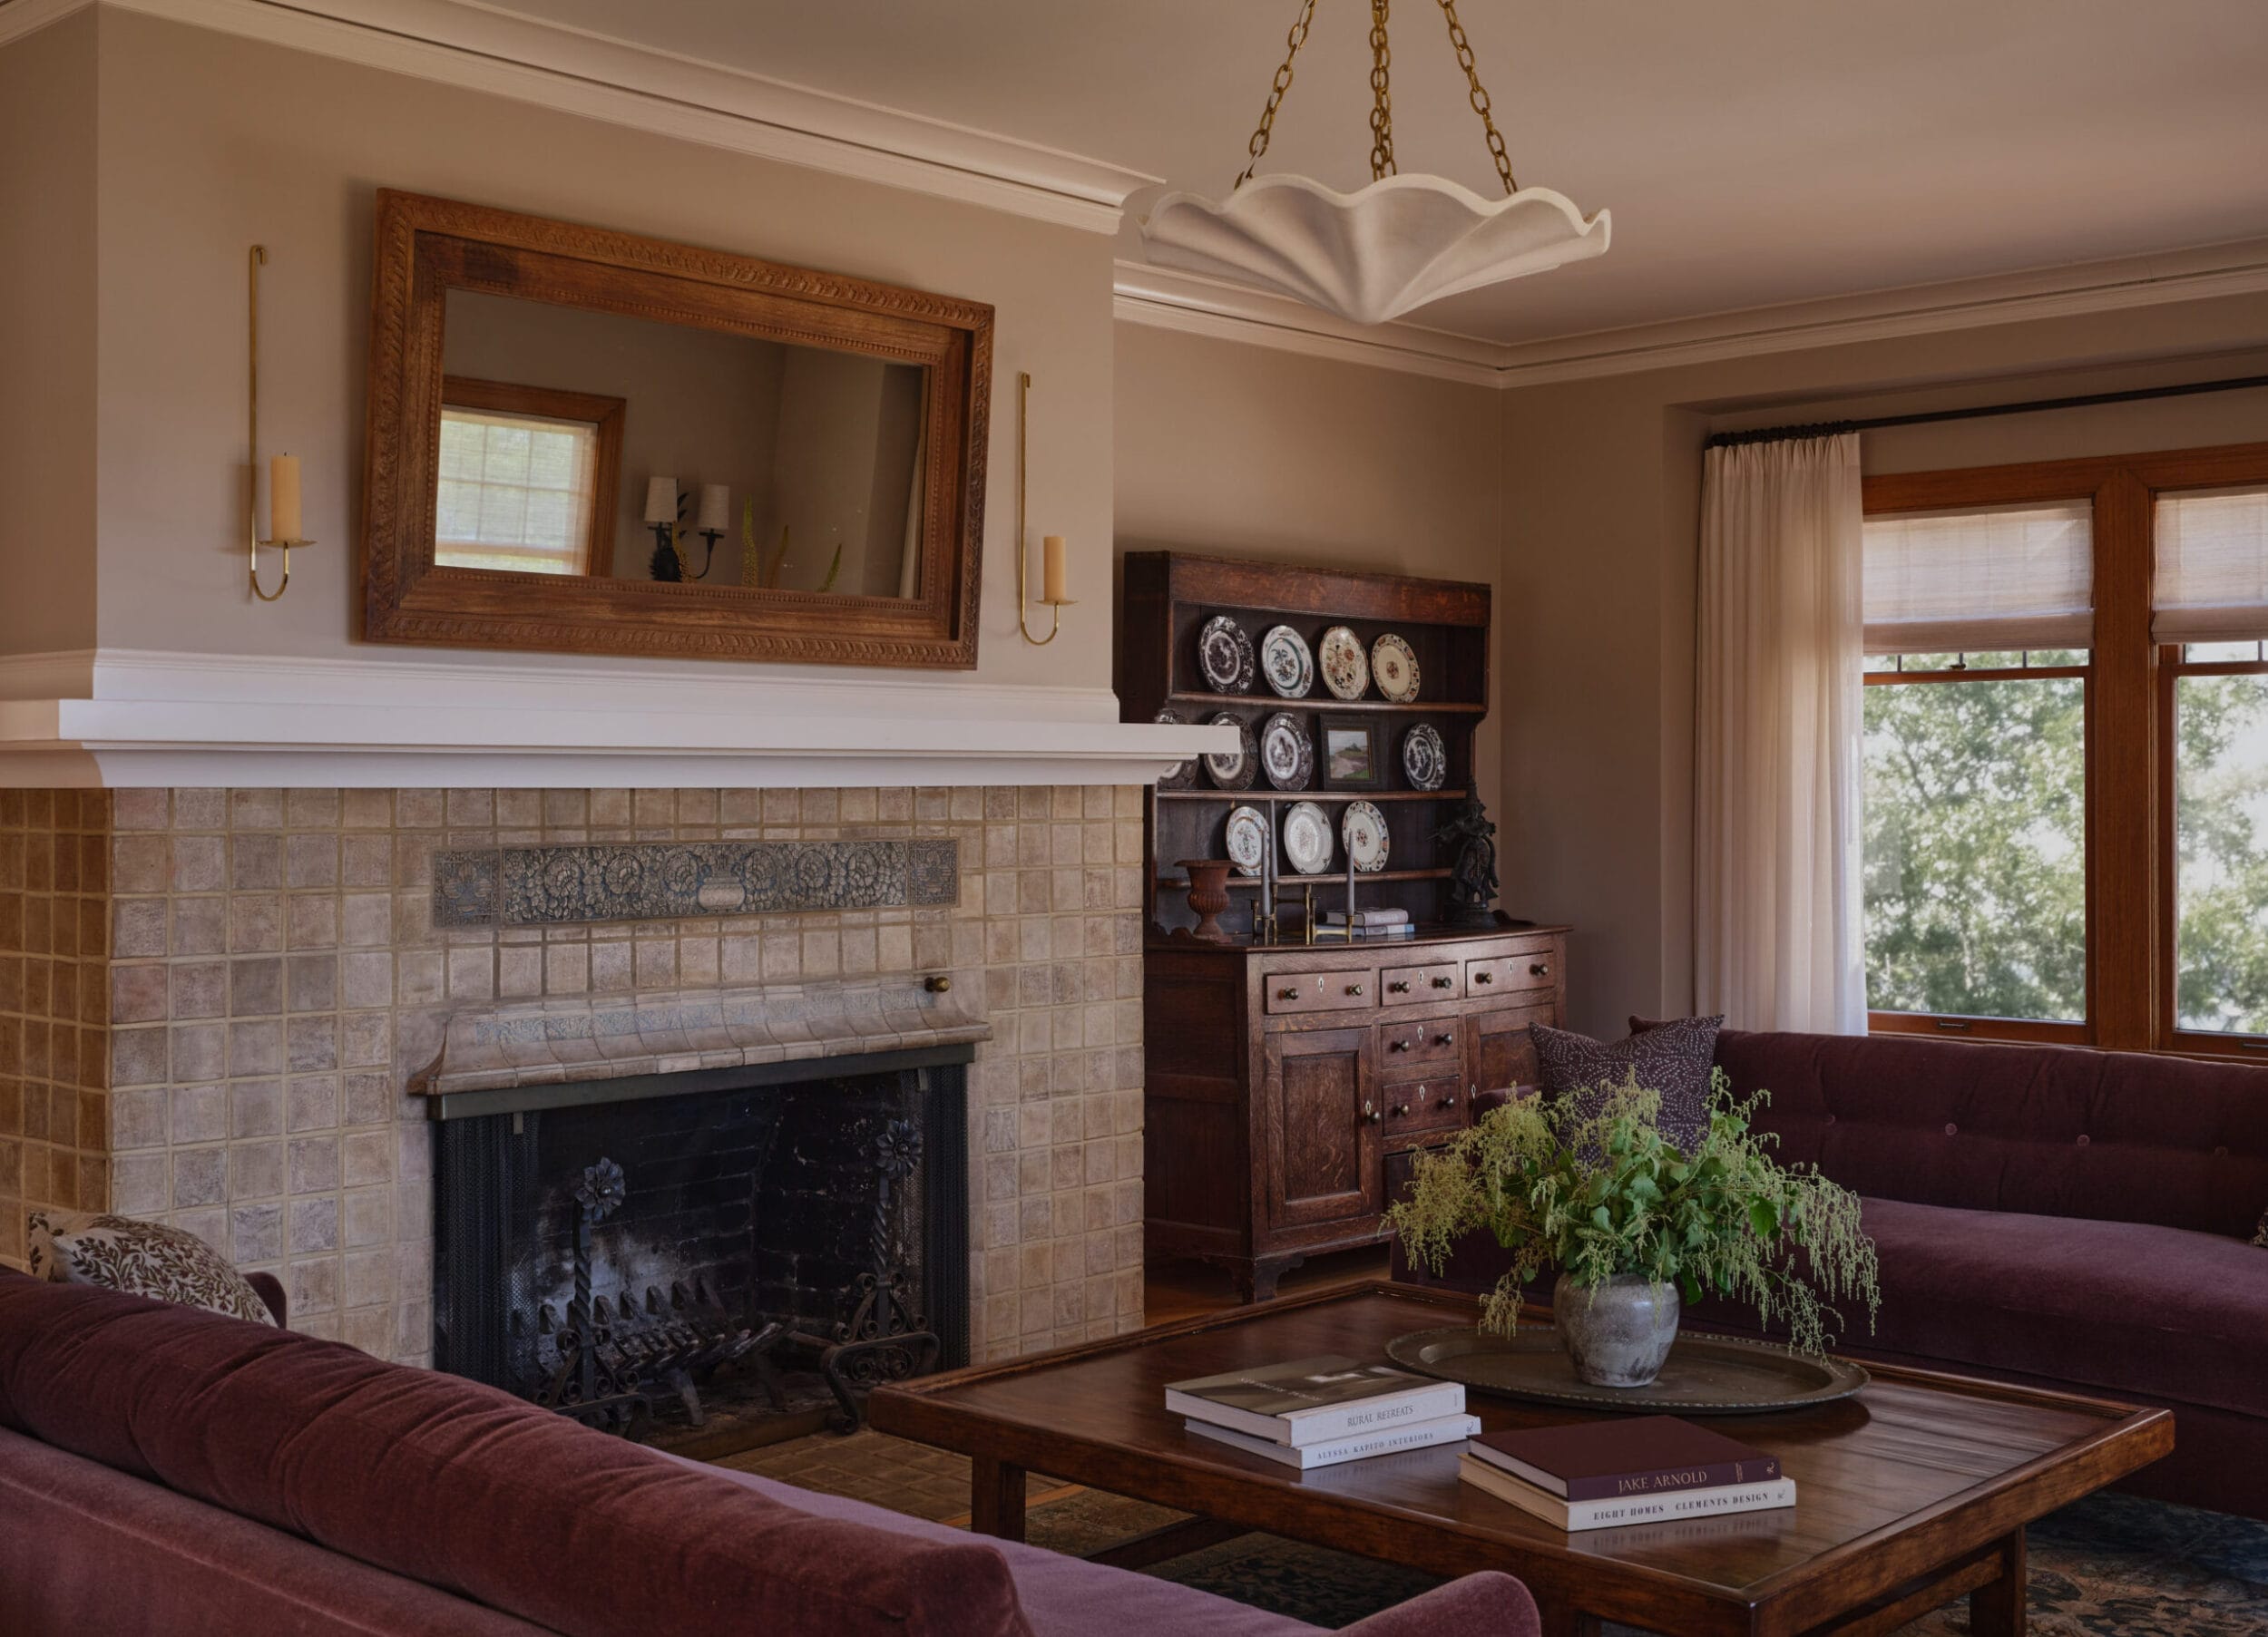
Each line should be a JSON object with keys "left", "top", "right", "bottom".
{"left": 1969, "top": 1528, "right": 2027, "bottom": 1637}
{"left": 969, "top": 1454, "right": 1027, "bottom": 1542}
{"left": 1532, "top": 1595, "right": 1604, "bottom": 1637}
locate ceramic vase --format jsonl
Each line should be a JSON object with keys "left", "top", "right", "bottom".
{"left": 1178, "top": 859, "right": 1236, "bottom": 944}
{"left": 1553, "top": 1272, "right": 1681, "bottom": 1389}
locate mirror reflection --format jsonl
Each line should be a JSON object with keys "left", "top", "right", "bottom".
{"left": 435, "top": 290, "right": 928, "bottom": 595}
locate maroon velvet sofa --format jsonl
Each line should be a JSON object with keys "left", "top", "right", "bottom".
{"left": 1399, "top": 1028, "right": 2268, "bottom": 1519}
{"left": 0, "top": 1271, "right": 1539, "bottom": 1637}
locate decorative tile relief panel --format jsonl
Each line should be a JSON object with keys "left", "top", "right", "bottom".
{"left": 4, "top": 786, "right": 1146, "bottom": 1372}
{"left": 432, "top": 838, "right": 961, "bottom": 929}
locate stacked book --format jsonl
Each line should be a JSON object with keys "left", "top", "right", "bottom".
{"left": 1318, "top": 908, "right": 1414, "bottom": 941}
{"left": 1168, "top": 1355, "right": 1478, "bottom": 1470}
{"left": 1459, "top": 1414, "right": 1794, "bottom": 1531}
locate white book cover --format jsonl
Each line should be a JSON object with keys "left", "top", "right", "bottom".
{"left": 1460, "top": 1456, "right": 1795, "bottom": 1533}
{"left": 1165, "top": 1356, "right": 1466, "bottom": 1447}
{"left": 1186, "top": 1413, "right": 1481, "bottom": 1470}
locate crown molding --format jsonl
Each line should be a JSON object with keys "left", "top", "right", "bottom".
{"left": 0, "top": 648, "right": 1231, "bottom": 788}
{"left": 1114, "top": 239, "right": 2268, "bottom": 388}
{"left": 4, "top": 0, "right": 1158, "bottom": 232}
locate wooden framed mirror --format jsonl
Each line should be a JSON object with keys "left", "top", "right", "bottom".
{"left": 361, "top": 190, "right": 991, "bottom": 667}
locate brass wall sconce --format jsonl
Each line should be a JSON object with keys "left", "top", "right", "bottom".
{"left": 247, "top": 246, "right": 318, "bottom": 601}
{"left": 1015, "top": 371, "right": 1074, "bottom": 644}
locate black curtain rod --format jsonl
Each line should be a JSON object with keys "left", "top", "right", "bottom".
{"left": 1704, "top": 372, "right": 2268, "bottom": 450}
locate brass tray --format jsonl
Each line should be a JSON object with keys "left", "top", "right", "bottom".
{"left": 1386, "top": 1326, "right": 1870, "bottom": 1415}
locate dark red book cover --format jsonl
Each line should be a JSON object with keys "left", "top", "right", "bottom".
{"left": 1468, "top": 1415, "right": 1779, "bottom": 1501}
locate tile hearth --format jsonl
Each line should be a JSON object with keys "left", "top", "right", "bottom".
{"left": 0, "top": 785, "right": 1149, "bottom": 1369}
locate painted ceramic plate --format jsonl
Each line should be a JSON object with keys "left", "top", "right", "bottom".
{"left": 1371, "top": 634, "right": 1420, "bottom": 703}
{"left": 1224, "top": 805, "right": 1271, "bottom": 877}
{"left": 1402, "top": 722, "right": 1447, "bottom": 792}
{"left": 1204, "top": 711, "right": 1256, "bottom": 790}
{"left": 1318, "top": 626, "right": 1370, "bottom": 701}
{"left": 1260, "top": 711, "right": 1313, "bottom": 791}
{"left": 1198, "top": 615, "right": 1256, "bottom": 695}
{"left": 1282, "top": 801, "right": 1334, "bottom": 875}
{"left": 1341, "top": 800, "right": 1390, "bottom": 872}
{"left": 1154, "top": 707, "right": 1198, "bottom": 791}
{"left": 1259, "top": 626, "right": 1315, "bottom": 698}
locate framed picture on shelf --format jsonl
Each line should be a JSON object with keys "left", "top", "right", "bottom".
{"left": 1319, "top": 716, "right": 1383, "bottom": 790}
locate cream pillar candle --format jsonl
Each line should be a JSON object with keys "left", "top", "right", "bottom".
{"left": 1042, "top": 534, "right": 1069, "bottom": 604}
{"left": 269, "top": 454, "right": 303, "bottom": 542}
{"left": 697, "top": 483, "right": 730, "bottom": 531}
{"left": 643, "top": 476, "right": 678, "bottom": 525}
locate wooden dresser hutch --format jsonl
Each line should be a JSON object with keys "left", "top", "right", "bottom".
{"left": 1119, "top": 552, "right": 1569, "bottom": 1301}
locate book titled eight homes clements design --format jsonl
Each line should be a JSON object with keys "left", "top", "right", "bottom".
{"left": 1168, "top": 1359, "right": 1794, "bottom": 1531}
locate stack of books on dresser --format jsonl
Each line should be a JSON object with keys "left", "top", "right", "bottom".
{"left": 1167, "top": 1356, "right": 1478, "bottom": 1470}
{"left": 1459, "top": 1415, "right": 1794, "bottom": 1531}
{"left": 1319, "top": 909, "right": 1415, "bottom": 941}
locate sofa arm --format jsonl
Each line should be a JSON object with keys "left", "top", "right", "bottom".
{"left": 245, "top": 1271, "right": 288, "bottom": 1327}
{"left": 1336, "top": 1572, "right": 1540, "bottom": 1637}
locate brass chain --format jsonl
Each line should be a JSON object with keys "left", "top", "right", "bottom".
{"left": 1367, "top": 0, "right": 1396, "bottom": 181}
{"left": 1237, "top": 0, "right": 1318, "bottom": 190}
{"left": 1438, "top": 0, "right": 1518, "bottom": 194}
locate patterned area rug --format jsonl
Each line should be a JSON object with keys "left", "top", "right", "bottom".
{"left": 717, "top": 1433, "right": 2268, "bottom": 1633}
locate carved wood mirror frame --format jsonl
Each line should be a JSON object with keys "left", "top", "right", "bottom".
{"left": 361, "top": 190, "right": 991, "bottom": 667}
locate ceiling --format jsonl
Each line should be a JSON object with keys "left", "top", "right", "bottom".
{"left": 483, "top": 0, "right": 2268, "bottom": 345}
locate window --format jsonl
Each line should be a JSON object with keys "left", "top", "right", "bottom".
{"left": 1860, "top": 447, "right": 2268, "bottom": 1058}
{"left": 434, "top": 378, "right": 624, "bottom": 577}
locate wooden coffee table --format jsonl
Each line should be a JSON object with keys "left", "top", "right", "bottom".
{"left": 867, "top": 1282, "right": 2171, "bottom": 1637}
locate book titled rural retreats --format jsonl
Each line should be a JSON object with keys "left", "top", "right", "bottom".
{"left": 1166, "top": 1355, "right": 1466, "bottom": 1447}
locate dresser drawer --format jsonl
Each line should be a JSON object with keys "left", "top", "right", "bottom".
{"left": 1380, "top": 961, "right": 1461, "bottom": 1005}
{"left": 1466, "top": 950, "right": 1559, "bottom": 999}
{"left": 1262, "top": 967, "right": 1378, "bottom": 1016}
{"left": 1383, "top": 1077, "right": 1466, "bottom": 1141}
{"left": 1379, "top": 1015, "right": 1462, "bottom": 1068}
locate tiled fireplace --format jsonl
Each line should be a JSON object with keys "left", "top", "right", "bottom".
{"left": 0, "top": 785, "right": 1149, "bottom": 1368}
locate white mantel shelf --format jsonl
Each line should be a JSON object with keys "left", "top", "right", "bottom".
{"left": 0, "top": 649, "right": 1231, "bottom": 789}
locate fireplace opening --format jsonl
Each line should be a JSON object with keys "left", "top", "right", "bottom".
{"left": 432, "top": 1047, "right": 971, "bottom": 1456}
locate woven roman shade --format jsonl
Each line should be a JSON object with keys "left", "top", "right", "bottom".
{"left": 1861, "top": 501, "right": 2093, "bottom": 656}
{"left": 2154, "top": 486, "right": 2268, "bottom": 644}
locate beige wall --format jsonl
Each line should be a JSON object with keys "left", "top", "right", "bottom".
{"left": 83, "top": 8, "right": 1116, "bottom": 691}
{"left": 1113, "top": 325, "right": 1506, "bottom": 800}
{"left": 1501, "top": 290, "right": 2268, "bottom": 1037}
{"left": 0, "top": 13, "right": 98, "bottom": 658}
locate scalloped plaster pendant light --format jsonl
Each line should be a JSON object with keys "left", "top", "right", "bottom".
{"left": 1138, "top": 0, "right": 1609, "bottom": 326}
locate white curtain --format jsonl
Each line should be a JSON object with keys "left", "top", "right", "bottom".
{"left": 1696, "top": 434, "right": 1866, "bottom": 1033}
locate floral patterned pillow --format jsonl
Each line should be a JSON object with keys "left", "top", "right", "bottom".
{"left": 1533, "top": 1016, "right": 1725, "bottom": 1152}
{"left": 26, "top": 1212, "right": 278, "bottom": 1326}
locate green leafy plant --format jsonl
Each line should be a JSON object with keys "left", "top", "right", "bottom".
{"left": 1388, "top": 1072, "right": 1880, "bottom": 1359}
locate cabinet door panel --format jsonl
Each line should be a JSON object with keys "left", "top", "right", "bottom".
{"left": 1264, "top": 1027, "right": 1381, "bottom": 1231}
{"left": 1466, "top": 1003, "right": 1555, "bottom": 1096}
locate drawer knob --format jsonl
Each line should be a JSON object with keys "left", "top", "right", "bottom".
{"left": 1473, "top": 970, "right": 1492, "bottom": 985}
{"left": 1363, "top": 1101, "right": 1382, "bottom": 1125}
{"left": 1434, "top": 1032, "right": 1454, "bottom": 1047}
{"left": 1389, "top": 1039, "right": 1409, "bottom": 1052}
{"left": 1432, "top": 976, "right": 1454, "bottom": 989}
{"left": 1394, "top": 1103, "right": 1412, "bottom": 1118}
{"left": 1345, "top": 982, "right": 1364, "bottom": 997}
{"left": 1530, "top": 963, "right": 1550, "bottom": 978}
{"left": 1388, "top": 979, "right": 1410, "bottom": 994}
{"left": 1277, "top": 985, "right": 1300, "bottom": 1000}
{"left": 1440, "top": 1091, "right": 1458, "bottom": 1107}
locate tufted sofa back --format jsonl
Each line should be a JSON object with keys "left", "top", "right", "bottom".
{"left": 1716, "top": 1029, "right": 2268, "bottom": 1240}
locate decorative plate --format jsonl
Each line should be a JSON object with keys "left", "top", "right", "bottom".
{"left": 1341, "top": 801, "right": 1390, "bottom": 872}
{"left": 1384, "top": 1326, "right": 1871, "bottom": 1416}
{"left": 1198, "top": 615, "right": 1256, "bottom": 695}
{"left": 1401, "top": 722, "right": 1447, "bottom": 792}
{"left": 1224, "top": 805, "right": 1270, "bottom": 877}
{"left": 1282, "top": 801, "right": 1334, "bottom": 876}
{"left": 1371, "top": 634, "right": 1420, "bottom": 703}
{"left": 1317, "top": 626, "right": 1370, "bottom": 701}
{"left": 1204, "top": 712, "right": 1256, "bottom": 790}
{"left": 1259, "top": 626, "right": 1315, "bottom": 698}
{"left": 1260, "top": 712, "right": 1313, "bottom": 792}
{"left": 1155, "top": 708, "right": 1198, "bottom": 791}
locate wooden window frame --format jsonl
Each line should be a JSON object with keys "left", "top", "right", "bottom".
{"left": 438, "top": 376, "right": 626, "bottom": 579}
{"left": 1862, "top": 440, "right": 2268, "bottom": 1057}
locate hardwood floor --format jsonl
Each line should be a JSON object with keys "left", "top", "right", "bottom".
{"left": 1142, "top": 1245, "right": 1392, "bottom": 1327}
